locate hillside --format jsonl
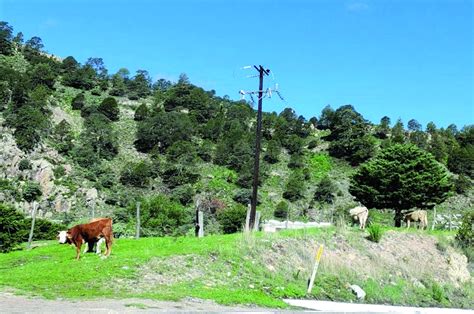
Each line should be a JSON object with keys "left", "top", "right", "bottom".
{"left": 0, "top": 228, "right": 472, "bottom": 309}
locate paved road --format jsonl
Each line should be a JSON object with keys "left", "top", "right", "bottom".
{"left": 284, "top": 299, "right": 474, "bottom": 314}
{"left": 2, "top": 292, "right": 473, "bottom": 313}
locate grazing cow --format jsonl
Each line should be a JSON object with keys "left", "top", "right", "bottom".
{"left": 349, "top": 206, "right": 369, "bottom": 229}
{"left": 58, "top": 218, "right": 113, "bottom": 260}
{"left": 404, "top": 210, "right": 428, "bottom": 230}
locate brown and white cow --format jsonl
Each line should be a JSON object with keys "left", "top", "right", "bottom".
{"left": 58, "top": 218, "right": 113, "bottom": 260}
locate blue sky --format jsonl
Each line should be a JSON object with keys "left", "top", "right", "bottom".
{"left": 1, "top": 0, "right": 472, "bottom": 128}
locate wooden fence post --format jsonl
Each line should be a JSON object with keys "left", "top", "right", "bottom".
{"left": 245, "top": 204, "right": 251, "bottom": 232}
{"left": 27, "top": 201, "right": 38, "bottom": 250}
{"left": 253, "top": 211, "right": 261, "bottom": 231}
{"left": 136, "top": 202, "right": 141, "bottom": 239}
{"left": 198, "top": 210, "right": 204, "bottom": 238}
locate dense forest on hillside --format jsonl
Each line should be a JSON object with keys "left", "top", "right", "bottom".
{"left": 0, "top": 22, "right": 472, "bottom": 251}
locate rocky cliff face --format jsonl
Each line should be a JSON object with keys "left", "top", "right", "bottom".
{"left": 0, "top": 120, "right": 102, "bottom": 220}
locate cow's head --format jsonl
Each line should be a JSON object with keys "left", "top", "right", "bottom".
{"left": 57, "top": 230, "right": 70, "bottom": 244}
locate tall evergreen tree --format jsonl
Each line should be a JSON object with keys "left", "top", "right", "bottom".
{"left": 350, "top": 144, "right": 452, "bottom": 226}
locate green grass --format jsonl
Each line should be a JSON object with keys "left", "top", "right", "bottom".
{"left": 1, "top": 228, "right": 471, "bottom": 309}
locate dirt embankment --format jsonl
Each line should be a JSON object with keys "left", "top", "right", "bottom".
{"left": 115, "top": 231, "right": 471, "bottom": 293}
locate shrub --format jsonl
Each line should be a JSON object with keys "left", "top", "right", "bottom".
{"left": 53, "top": 165, "right": 66, "bottom": 178}
{"left": 134, "top": 103, "right": 149, "bottom": 121}
{"left": 18, "top": 158, "right": 32, "bottom": 171}
{"left": 453, "top": 174, "right": 471, "bottom": 195}
{"left": 288, "top": 153, "right": 305, "bottom": 169}
{"left": 313, "top": 176, "right": 337, "bottom": 204}
{"left": 0, "top": 203, "right": 27, "bottom": 252}
{"left": 274, "top": 200, "right": 289, "bottom": 219}
{"left": 171, "top": 184, "right": 195, "bottom": 206}
{"left": 307, "top": 139, "right": 318, "bottom": 149}
{"left": 283, "top": 170, "right": 305, "bottom": 202}
{"left": 455, "top": 210, "right": 473, "bottom": 249}
{"left": 23, "top": 218, "right": 66, "bottom": 241}
{"left": 233, "top": 189, "right": 252, "bottom": 205}
{"left": 136, "top": 195, "right": 193, "bottom": 237}
{"left": 98, "top": 97, "right": 120, "bottom": 121}
{"left": 120, "top": 161, "right": 155, "bottom": 188}
{"left": 71, "top": 92, "right": 85, "bottom": 110}
{"left": 161, "top": 163, "right": 199, "bottom": 189}
{"left": 22, "top": 182, "right": 42, "bottom": 202}
{"left": 367, "top": 223, "right": 383, "bottom": 243}
{"left": 217, "top": 204, "right": 247, "bottom": 234}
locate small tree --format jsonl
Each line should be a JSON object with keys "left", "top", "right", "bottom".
{"left": 98, "top": 97, "right": 119, "bottom": 121}
{"left": 217, "top": 204, "right": 247, "bottom": 234}
{"left": 274, "top": 201, "right": 289, "bottom": 219}
{"left": 71, "top": 93, "right": 85, "bottom": 110}
{"left": 350, "top": 144, "right": 452, "bottom": 226}
{"left": 283, "top": 170, "right": 306, "bottom": 202}
{"left": 22, "top": 181, "right": 42, "bottom": 203}
{"left": 313, "top": 176, "right": 337, "bottom": 204}
{"left": 134, "top": 103, "right": 149, "bottom": 121}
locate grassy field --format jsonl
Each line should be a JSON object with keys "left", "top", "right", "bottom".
{"left": 0, "top": 228, "right": 472, "bottom": 309}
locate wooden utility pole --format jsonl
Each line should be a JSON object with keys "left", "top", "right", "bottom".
{"left": 249, "top": 65, "right": 270, "bottom": 229}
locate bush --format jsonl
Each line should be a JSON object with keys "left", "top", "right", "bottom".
{"left": 23, "top": 218, "right": 66, "bottom": 241}
{"left": 120, "top": 161, "right": 155, "bottom": 188}
{"left": 274, "top": 201, "right": 289, "bottom": 219}
{"left": 233, "top": 189, "right": 251, "bottom": 205}
{"left": 18, "top": 158, "right": 32, "bottom": 171}
{"left": 217, "top": 204, "right": 247, "bottom": 234}
{"left": 283, "top": 170, "right": 306, "bottom": 202}
{"left": 134, "top": 103, "right": 149, "bottom": 121}
{"left": 367, "top": 223, "right": 383, "bottom": 243}
{"left": 313, "top": 176, "right": 337, "bottom": 204}
{"left": 71, "top": 92, "right": 85, "bottom": 110}
{"left": 307, "top": 139, "right": 319, "bottom": 149}
{"left": 53, "top": 165, "right": 66, "bottom": 178}
{"left": 22, "top": 182, "right": 42, "bottom": 202}
{"left": 136, "top": 195, "right": 193, "bottom": 237}
{"left": 171, "top": 184, "right": 195, "bottom": 206}
{"left": 455, "top": 211, "right": 473, "bottom": 249}
{"left": 98, "top": 97, "right": 120, "bottom": 121}
{"left": 0, "top": 203, "right": 27, "bottom": 252}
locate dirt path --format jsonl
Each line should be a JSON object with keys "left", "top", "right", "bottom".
{"left": 0, "top": 292, "right": 276, "bottom": 313}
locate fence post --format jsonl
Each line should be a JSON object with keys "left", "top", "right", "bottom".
{"left": 198, "top": 211, "right": 204, "bottom": 238}
{"left": 245, "top": 204, "right": 251, "bottom": 232}
{"left": 135, "top": 202, "right": 141, "bottom": 239}
{"left": 253, "top": 211, "right": 261, "bottom": 231}
{"left": 27, "top": 201, "right": 38, "bottom": 250}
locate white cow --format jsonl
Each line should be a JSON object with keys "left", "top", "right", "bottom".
{"left": 349, "top": 206, "right": 369, "bottom": 229}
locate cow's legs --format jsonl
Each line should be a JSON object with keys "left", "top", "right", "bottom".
{"left": 75, "top": 243, "right": 82, "bottom": 260}
{"left": 104, "top": 236, "right": 112, "bottom": 257}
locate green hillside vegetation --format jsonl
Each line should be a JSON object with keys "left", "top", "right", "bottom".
{"left": 0, "top": 21, "right": 473, "bottom": 307}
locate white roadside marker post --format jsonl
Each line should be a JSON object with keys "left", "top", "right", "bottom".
{"left": 307, "top": 244, "right": 324, "bottom": 294}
